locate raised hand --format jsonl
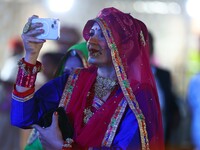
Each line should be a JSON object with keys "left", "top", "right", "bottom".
{"left": 32, "top": 112, "right": 63, "bottom": 150}
{"left": 21, "top": 15, "right": 46, "bottom": 64}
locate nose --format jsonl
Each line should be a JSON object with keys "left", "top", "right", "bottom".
{"left": 88, "top": 35, "right": 99, "bottom": 45}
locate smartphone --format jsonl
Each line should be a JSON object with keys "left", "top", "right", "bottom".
{"left": 32, "top": 18, "right": 60, "bottom": 40}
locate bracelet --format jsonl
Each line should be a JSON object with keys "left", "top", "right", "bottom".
{"left": 62, "top": 138, "right": 74, "bottom": 150}
{"left": 16, "top": 58, "right": 42, "bottom": 88}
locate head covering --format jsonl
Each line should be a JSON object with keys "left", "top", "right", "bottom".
{"left": 54, "top": 42, "right": 89, "bottom": 77}
{"left": 68, "top": 41, "right": 88, "bottom": 63}
{"left": 83, "top": 7, "right": 164, "bottom": 149}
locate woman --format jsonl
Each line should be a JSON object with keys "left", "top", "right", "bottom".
{"left": 55, "top": 41, "right": 89, "bottom": 77}
{"left": 11, "top": 7, "right": 164, "bottom": 150}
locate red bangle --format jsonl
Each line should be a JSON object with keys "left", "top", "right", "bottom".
{"left": 13, "top": 85, "right": 34, "bottom": 97}
{"left": 16, "top": 58, "right": 42, "bottom": 88}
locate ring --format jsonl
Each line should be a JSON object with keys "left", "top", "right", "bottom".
{"left": 23, "top": 21, "right": 31, "bottom": 34}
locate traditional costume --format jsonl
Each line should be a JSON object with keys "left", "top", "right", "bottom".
{"left": 11, "top": 7, "right": 164, "bottom": 150}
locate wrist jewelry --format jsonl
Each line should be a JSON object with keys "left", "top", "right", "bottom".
{"left": 16, "top": 58, "right": 42, "bottom": 88}
{"left": 62, "top": 138, "right": 74, "bottom": 150}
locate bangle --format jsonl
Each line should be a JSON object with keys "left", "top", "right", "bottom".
{"left": 16, "top": 58, "right": 42, "bottom": 88}
{"left": 62, "top": 138, "right": 74, "bottom": 150}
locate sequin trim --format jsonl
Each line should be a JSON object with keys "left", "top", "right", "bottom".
{"left": 59, "top": 69, "right": 81, "bottom": 109}
{"left": 95, "top": 18, "right": 150, "bottom": 150}
{"left": 102, "top": 97, "right": 127, "bottom": 147}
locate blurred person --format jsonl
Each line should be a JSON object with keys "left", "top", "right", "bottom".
{"left": 41, "top": 42, "right": 89, "bottom": 82}
{"left": 188, "top": 73, "right": 200, "bottom": 150}
{"left": 56, "top": 26, "right": 81, "bottom": 53}
{"left": 148, "top": 32, "right": 181, "bottom": 147}
{"left": 24, "top": 41, "right": 88, "bottom": 150}
{"left": 0, "top": 36, "right": 24, "bottom": 82}
{"left": 55, "top": 41, "right": 89, "bottom": 76}
{"left": 41, "top": 52, "right": 63, "bottom": 82}
{"left": 0, "top": 36, "right": 23, "bottom": 150}
{"left": 11, "top": 7, "right": 164, "bottom": 150}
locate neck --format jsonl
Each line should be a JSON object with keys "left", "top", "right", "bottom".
{"left": 97, "top": 65, "right": 116, "bottom": 79}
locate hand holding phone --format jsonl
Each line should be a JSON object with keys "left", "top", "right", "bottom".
{"left": 32, "top": 18, "right": 60, "bottom": 40}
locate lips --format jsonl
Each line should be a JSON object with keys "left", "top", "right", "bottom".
{"left": 88, "top": 46, "right": 102, "bottom": 57}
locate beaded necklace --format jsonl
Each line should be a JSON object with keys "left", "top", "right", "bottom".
{"left": 94, "top": 75, "right": 118, "bottom": 99}
{"left": 83, "top": 76, "right": 118, "bottom": 124}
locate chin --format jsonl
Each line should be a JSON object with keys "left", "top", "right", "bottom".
{"left": 88, "top": 56, "right": 108, "bottom": 66}
{"left": 88, "top": 59, "right": 97, "bottom": 65}
{"left": 88, "top": 57, "right": 101, "bottom": 66}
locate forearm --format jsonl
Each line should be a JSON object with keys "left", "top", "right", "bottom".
{"left": 16, "top": 53, "right": 38, "bottom": 92}
{"left": 11, "top": 96, "right": 37, "bottom": 128}
{"left": 11, "top": 74, "right": 68, "bottom": 128}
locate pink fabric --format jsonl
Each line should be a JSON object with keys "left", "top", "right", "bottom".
{"left": 83, "top": 7, "right": 164, "bottom": 149}
{"left": 66, "top": 67, "right": 124, "bottom": 149}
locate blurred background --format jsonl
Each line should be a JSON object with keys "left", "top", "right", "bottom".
{"left": 0, "top": 0, "right": 200, "bottom": 149}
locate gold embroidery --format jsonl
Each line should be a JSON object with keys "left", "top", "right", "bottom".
{"left": 59, "top": 69, "right": 81, "bottom": 109}
{"left": 102, "top": 98, "right": 127, "bottom": 147}
{"left": 96, "top": 18, "right": 150, "bottom": 150}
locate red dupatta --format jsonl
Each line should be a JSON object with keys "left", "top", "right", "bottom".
{"left": 59, "top": 7, "right": 164, "bottom": 150}
{"left": 59, "top": 67, "right": 126, "bottom": 148}
{"left": 82, "top": 7, "right": 164, "bottom": 150}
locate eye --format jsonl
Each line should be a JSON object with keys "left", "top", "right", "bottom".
{"left": 89, "top": 30, "right": 94, "bottom": 37}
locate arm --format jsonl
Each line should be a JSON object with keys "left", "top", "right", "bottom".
{"left": 10, "top": 15, "right": 50, "bottom": 127}
{"left": 11, "top": 73, "right": 68, "bottom": 128}
{"left": 16, "top": 15, "right": 45, "bottom": 93}
{"left": 11, "top": 15, "right": 70, "bottom": 128}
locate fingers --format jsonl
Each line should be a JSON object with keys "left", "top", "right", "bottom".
{"left": 32, "top": 124, "right": 44, "bottom": 133}
{"left": 51, "top": 111, "right": 59, "bottom": 128}
{"left": 29, "top": 22, "right": 43, "bottom": 31}
{"left": 22, "top": 15, "right": 39, "bottom": 34}
{"left": 23, "top": 28, "right": 43, "bottom": 38}
{"left": 23, "top": 23, "right": 44, "bottom": 36}
{"left": 28, "top": 15, "right": 39, "bottom": 22}
{"left": 22, "top": 15, "right": 44, "bottom": 39}
{"left": 22, "top": 34, "right": 45, "bottom": 43}
{"left": 32, "top": 124, "right": 47, "bottom": 147}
